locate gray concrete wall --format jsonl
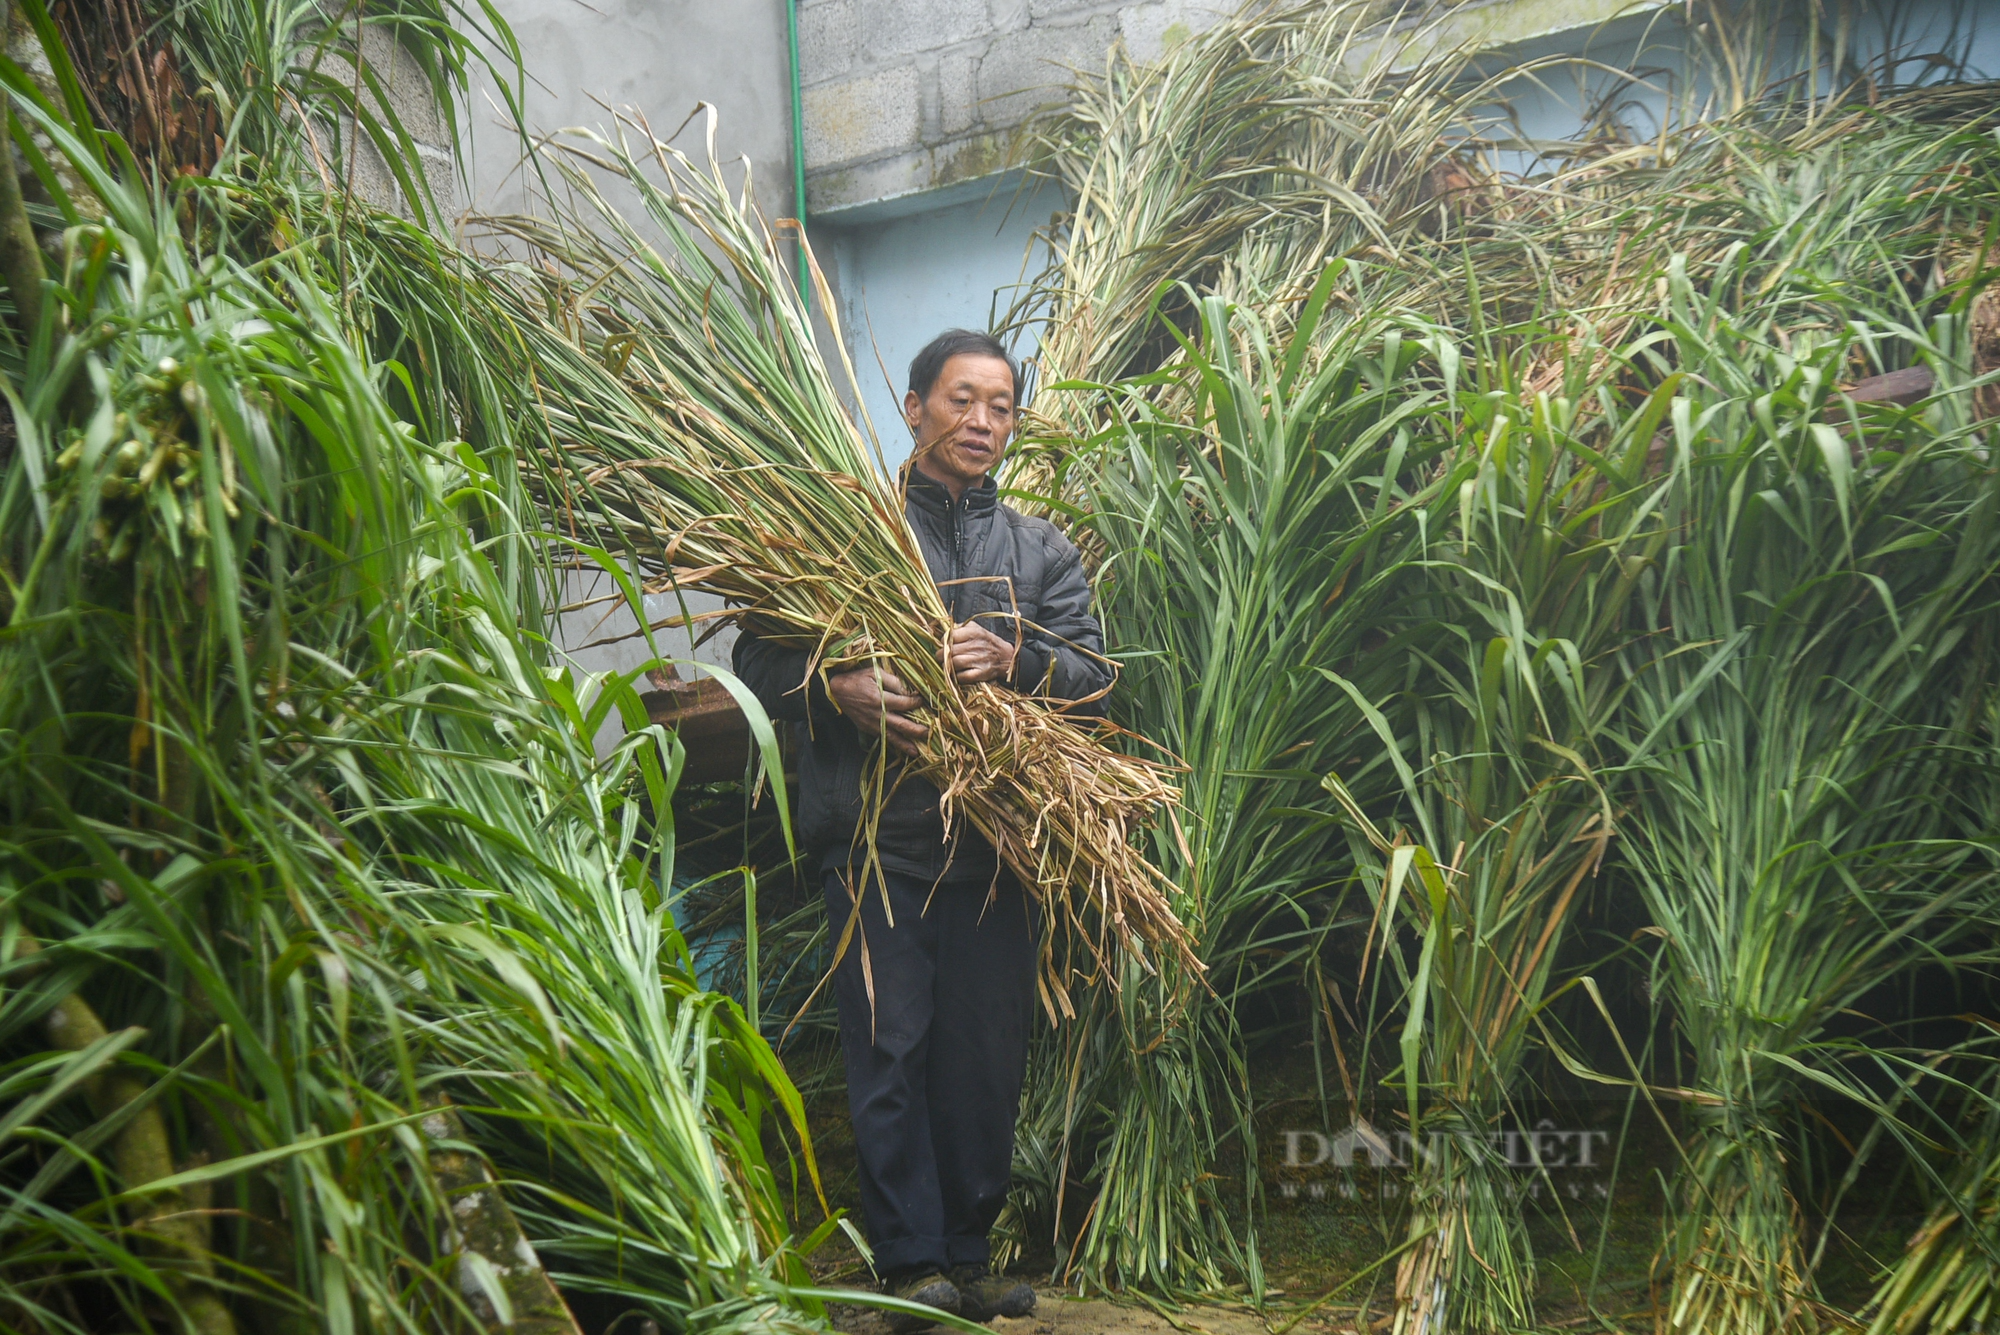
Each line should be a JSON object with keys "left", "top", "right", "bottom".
{"left": 460, "top": 0, "right": 796, "bottom": 226}
{"left": 1456, "top": 2, "right": 1997, "bottom": 176}
{"left": 330, "top": 21, "right": 461, "bottom": 219}
{"left": 800, "top": 0, "right": 2000, "bottom": 222}
{"left": 453, "top": 1, "right": 810, "bottom": 748}
{"left": 798, "top": 0, "right": 1232, "bottom": 218}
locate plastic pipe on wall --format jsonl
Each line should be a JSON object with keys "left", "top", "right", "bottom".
{"left": 787, "top": 0, "right": 809, "bottom": 302}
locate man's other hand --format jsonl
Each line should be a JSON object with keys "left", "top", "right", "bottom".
{"left": 829, "top": 666, "right": 929, "bottom": 756}
{"left": 949, "top": 621, "right": 1018, "bottom": 685}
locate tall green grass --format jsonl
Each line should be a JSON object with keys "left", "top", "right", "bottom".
{"left": 1318, "top": 314, "right": 1672, "bottom": 1333}
{"left": 0, "top": 6, "right": 865, "bottom": 1332}
{"left": 10, "top": 2, "right": 2000, "bottom": 1332}
{"left": 1015, "top": 286, "right": 1459, "bottom": 1293}
{"left": 1001, "top": 2, "right": 2000, "bottom": 1325}
{"left": 1609, "top": 289, "right": 2000, "bottom": 1335}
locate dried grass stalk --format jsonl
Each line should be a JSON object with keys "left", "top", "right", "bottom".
{"left": 473, "top": 109, "right": 1198, "bottom": 1015}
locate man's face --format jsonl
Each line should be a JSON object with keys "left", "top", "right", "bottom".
{"left": 905, "top": 353, "right": 1017, "bottom": 494}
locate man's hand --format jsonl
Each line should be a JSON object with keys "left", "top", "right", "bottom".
{"left": 949, "top": 621, "right": 1018, "bottom": 685}
{"left": 828, "top": 665, "right": 929, "bottom": 756}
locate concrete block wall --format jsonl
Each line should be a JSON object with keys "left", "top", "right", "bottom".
{"left": 800, "top": 0, "right": 1231, "bottom": 216}
{"left": 344, "top": 32, "right": 455, "bottom": 219}
{"left": 302, "top": 22, "right": 461, "bottom": 222}
{"left": 462, "top": 1, "right": 794, "bottom": 228}
{"left": 452, "top": 1, "right": 799, "bottom": 756}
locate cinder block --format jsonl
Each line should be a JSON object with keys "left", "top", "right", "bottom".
{"left": 1028, "top": 0, "right": 1110, "bottom": 18}
{"left": 860, "top": 0, "right": 992, "bottom": 61}
{"left": 977, "top": 15, "right": 1115, "bottom": 126}
{"left": 354, "top": 23, "right": 448, "bottom": 148}
{"left": 293, "top": 21, "right": 450, "bottom": 152}
{"left": 317, "top": 116, "right": 457, "bottom": 226}
{"left": 806, "top": 126, "right": 1023, "bottom": 212}
{"left": 800, "top": 0, "right": 856, "bottom": 81}
{"left": 940, "top": 49, "right": 981, "bottom": 135}
{"left": 326, "top": 115, "right": 399, "bottom": 213}
{"left": 988, "top": 0, "right": 1032, "bottom": 30}
{"left": 804, "top": 64, "right": 923, "bottom": 167}
{"left": 917, "top": 53, "right": 942, "bottom": 141}
{"left": 417, "top": 144, "right": 459, "bottom": 220}
{"left": 808, "top": 152, "right": 935, "bottom": 214}
{"left": 1119, "top": 0, "right": 1230, "bottom": 64}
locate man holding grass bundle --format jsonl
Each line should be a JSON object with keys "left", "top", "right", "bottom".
{"left": 735, "top": 330, "right": 1110, "bottom": 1328}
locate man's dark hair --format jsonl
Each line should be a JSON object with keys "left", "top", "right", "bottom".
{"left": 908, "top": 329, "right": 1023, "bottom": 404}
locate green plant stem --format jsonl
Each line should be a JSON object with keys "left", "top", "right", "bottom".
{"left": 0, "top": 0, "right": 44, "bottom": 343}
{"left": 422, "top": 1102, "right": 583, "bottom": 1335}
{"left": 24, "top": 933, "right": 238, "bottom": 1335}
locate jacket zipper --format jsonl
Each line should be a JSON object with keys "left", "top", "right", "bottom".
{"left": 947, "top": 494, "right": 964, "bottom": 619}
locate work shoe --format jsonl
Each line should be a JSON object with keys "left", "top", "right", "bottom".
{"left": 948, "top": 1265, "right": 1036, "bottom": 1322}
{"left": 883, "top": 1270, "right": 960, "bottom": 1333}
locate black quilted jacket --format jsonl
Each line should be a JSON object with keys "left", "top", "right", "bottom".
{"left": 731, "top": 469, "right": 1111, "bottom": 883}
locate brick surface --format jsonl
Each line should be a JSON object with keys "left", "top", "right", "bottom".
{"left": 987, "top": 0, "right": 1033, "bottom": 30}
{"left": 328, "top": 115, "right": 402, "bottom": 214}
{"left": 804, "top": 64, "right": 923, "bottom": 166}
{"left": 1028, "top": 0, "right": 1106, "bottom": 18}
{"left": 355, "top": 25, "right": 447, "bottom": 147}
{"left": 799, "top": 0, "right": 856, "bottom": 82}
{"left": 808, "top": 152, "right": 929, "bottom": 213}
{"left": 798, "top": 0, "right": 1202, "bottom": 194}
{"left": 939, "top": 49, "right": 980, "bottom": 135}
{"left": 417, "top": 144, "right": 459, "bottom": 216}
{"left": 916, "top": 52, "right": 943, "bottom": 140}
{"left": 1119, "top": 0, "right": 1229, "bottom": 64}
{"left": 859, "top": 0, "right": 993, "bottom": 60}
{"left": 977, "top": 15, "right": 1116, "bottom": 125}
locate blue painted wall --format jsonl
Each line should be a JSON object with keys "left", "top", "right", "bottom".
{"left": 825, "top": 178, "right": 1065, "bottom": 474}
{"left": 1480, "top": 3, "right": 2000, "bottom": 175}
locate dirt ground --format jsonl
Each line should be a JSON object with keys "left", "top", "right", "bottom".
{"left": 827, "top": 1289, "right": 1344, "bottom": 1335}
{"left": 789, "top": 1033, "right": 1909, "bottom": 1335}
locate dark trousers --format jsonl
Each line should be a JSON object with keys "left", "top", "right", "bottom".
{"left": 822, "top": 866, "right": 1037, "bottom": 1276}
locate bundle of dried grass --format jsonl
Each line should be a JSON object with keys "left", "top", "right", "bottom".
{"left": 997, "top": 0, "right": 1552, "bottom": 502}
{"left": 474, "top": 111, "right": 1196, "bottom": 1016}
